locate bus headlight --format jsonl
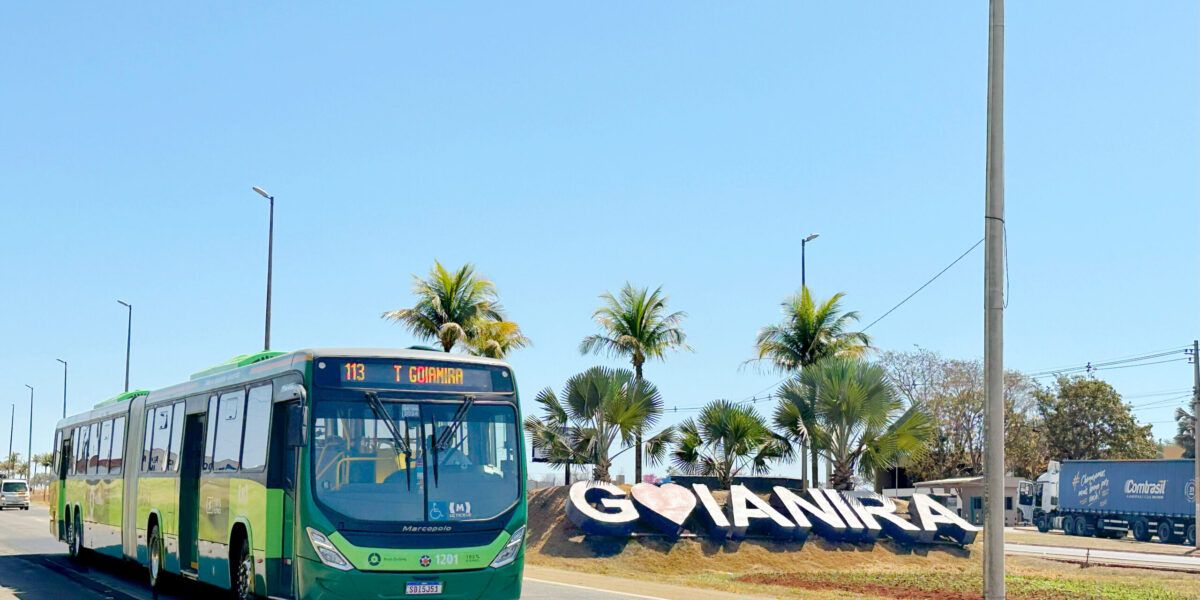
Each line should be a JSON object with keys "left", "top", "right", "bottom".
{"left": 306, "top": 527, "right": 354, "bottom": 571}
{"left": 489, "top": 526, "right": 525, "bottom": 569}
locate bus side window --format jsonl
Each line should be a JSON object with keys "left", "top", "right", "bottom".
{"left": 204, "top": 396, "right": 218, "bottom": 471}
{"left": 167, "top": 401, "right": 184, "bottom": 472}
{"left": 87, "top": 422, "right": 100, "bottom": 475}
{"left": 75, "top": 426, "right": 88, "bottom": 474}
{"left": 52, "top": 431, "right": 61, "bottom": 476}
{"left": 151, "top": 405, "right": 172, "bottom": 472}
{"left": 110, "top": 417, "right": 126, "bottom": 475}
{"left": 213, "top": 390, "right": 246, "bottom": 472}
{"left": 241, "top": 384, "right": 272, "bottom": 472}
{"left": 70, "top": 428, "right": 79, "bottom": 475}
{"left": 97, "top": 420, "right": 113, "bottom": 476}
{"left": 143, "top": 410, "right": 155, "bottom": 472}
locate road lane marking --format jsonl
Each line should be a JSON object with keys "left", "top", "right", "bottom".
{"left": 525, "top": 577, "right": 670, "bottom": 600}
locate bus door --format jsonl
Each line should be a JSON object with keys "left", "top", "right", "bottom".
{"left": 178, "top": 413, "right": 205, "bottom": 575}
{"left": 268, "top": 399, "right": 302, "bottom": 599}
{"left": 55, "top": 432, "right": 69, "bottom": 540}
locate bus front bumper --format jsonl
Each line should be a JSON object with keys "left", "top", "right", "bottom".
{"left": 296, "top": 555, "right": 523, "bottom": 600}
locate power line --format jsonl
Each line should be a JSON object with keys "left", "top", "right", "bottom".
{"left": 1029, "top": 345, "right": 1190, "bottom": 376}
{"left": 861, "top": 237, "right": 985, "bottom": 333}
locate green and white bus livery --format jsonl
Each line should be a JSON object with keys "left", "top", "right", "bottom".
{"left": 49, "top": 348, "right": 527, "bottom": 600}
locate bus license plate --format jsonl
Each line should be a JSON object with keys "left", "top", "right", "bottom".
{"left": 406, "top": 582, "right": 443, "bottom": 595}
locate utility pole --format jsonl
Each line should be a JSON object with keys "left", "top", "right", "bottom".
{"left": 57, "top": 359, "right": 68, "bottom": 418}
{"left": 118, "top": 300, "right": 132, "bottom": 392}
{"left": 252, "top": 186, "right": 276, "bottom": 352}
{"left": 25, "top": 385, "right": 33, "bottom": 480}
{"left": 801, "top": 232, "right": 819, "bottom": 488}
{"left": 983, "top": 0, "right": 1006, "bottom": 598}
{"left": 6, "top": 403, "right": 12, "bottom": 469}
{"left": 1192, "top": 339, "right": 1199, "bottom": 550}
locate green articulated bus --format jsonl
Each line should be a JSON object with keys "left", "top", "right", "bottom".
{"left": 49, "top": 348, "right": 527, "bottom": 600}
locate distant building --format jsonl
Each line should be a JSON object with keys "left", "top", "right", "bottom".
{"left": 913, "top": 475, "right": 1031, "bottom": 526}
{"left": 1162, "top": 444, "right": 1186, "bottom": 460}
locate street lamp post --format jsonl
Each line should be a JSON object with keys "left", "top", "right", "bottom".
{"left": 801, "top": 233, "right": 819, "bottom": 291}
{"left": 57, "top": 359, "right": 67, "bottom": 418}
{"left": 6, "top": 403, "right": 12, "bottom": 467}
{"left": 252, "top": 186, "right": 275, "bottom": 352}
{"left": 118, "top": 300, "right": 132, "bottom": 392}
{"left": 24, "top": 385, "right": 32, "bottom": 479}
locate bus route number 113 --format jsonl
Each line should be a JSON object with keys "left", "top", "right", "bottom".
{"left": 344, "top": 362, "right": 366, "bottom": 382}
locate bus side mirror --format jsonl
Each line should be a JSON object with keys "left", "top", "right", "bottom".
{"left": 287, "top": 404, "right": 307, "bottom": 448}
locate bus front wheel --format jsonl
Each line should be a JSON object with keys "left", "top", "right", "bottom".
{"left": 232, "top": 537, "right": 253, "bottom": 600}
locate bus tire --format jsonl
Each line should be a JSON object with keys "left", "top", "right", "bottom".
{"left": 1131, "top": 518, "right": 1152, "bottom": 542}
{"left": 232, "top": 536, "right": 253, "bottom": 600}
{"left": 71, "top": 513, "right": 85, "bottom": 560}
{"left": 148, "top": 523, "right": 165, "bottom": 591}
{"left": 1156, "top": 519, "right": 1176, "bottom": 544}
{"left": 65, "top": 509, "right": 76, "bottom": 557}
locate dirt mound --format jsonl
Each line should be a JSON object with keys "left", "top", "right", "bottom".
{"left": 525, "top": 486, "right": 974, "bottom": 578}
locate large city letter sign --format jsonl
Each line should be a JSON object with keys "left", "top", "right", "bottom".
{"left": 566, "top": 481, "right": 979, "bottom": 547}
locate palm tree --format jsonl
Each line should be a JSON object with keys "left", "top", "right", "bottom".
{"left": 524, "top": 367, "right": 674, "bottom": 482}
{"left": 671, "top": 400, "right": 790, "bottom": 489}
{"left": 777, "top": 358, "right": 933, "bottom": 490}
{"left": 37, "top": 452, "right": 53, "bottom": 476}
{"left": 580, "top": 283, "right": 690, "bottom": 482}
{"left": 466, "top": 320, "right": 532, "bottom": 359}
{"left": 382, "top": 261, "right": 504, "bottom": 352}
{"left": 749, "top": 287, "right": 870, "bottom": 487}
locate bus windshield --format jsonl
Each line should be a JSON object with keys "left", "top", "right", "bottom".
{"left": 312, "top": 397, "right": 519, "bottom": 524}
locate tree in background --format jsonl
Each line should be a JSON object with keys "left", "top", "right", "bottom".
{"left": 777, "top": 358, "right": 932, "bottom": 490}
{"left": 466, "top": 319, "right": 532, "bottom": 359}
{"left": 36, "top": 452, "right": 53, "bottom": 476}
{"left": 671, "top": 399, "right": 790, "bottom": 489}
{"left": 1173, "top": 405, "right": 1195, "bottom": 459}
{"left": 1036, "top": 376, "right": 1157, "bottom": 460}
{"left": 524, "top": 367, "right": 674, "bottom": 482}
{"left": 879, "top": 349, "right": 1046, "bottom": 481}
{"left": 748, "top": 287, "right": 871, "bottom": 487}
{"left": 0, "top": 453, "right": 27, "bottom": 478}
{"left": 381, "top": 261, "right": 506, "bottom": 352}
{"left": 579, "top": 284, "right": 690, "bottom": 483}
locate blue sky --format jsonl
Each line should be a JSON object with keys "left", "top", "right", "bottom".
{"left": 1, "top": 3, "right": 1196, "bottom": 482}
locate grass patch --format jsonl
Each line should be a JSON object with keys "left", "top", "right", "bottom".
{"left": 736, "top": 570, "right": 1193, "bottom": 600}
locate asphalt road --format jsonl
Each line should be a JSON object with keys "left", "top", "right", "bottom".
{"left": 0, "top": 505, "right": 649, "bottom": 600}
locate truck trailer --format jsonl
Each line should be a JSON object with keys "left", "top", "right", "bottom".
{"left": 1032, "top": 459, "right": 1196, "bottom": 546}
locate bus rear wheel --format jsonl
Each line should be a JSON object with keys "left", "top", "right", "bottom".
{"left": 232, "top": 537, "right": 253, "bottom": 600}
{"left": 148, "top": 524, "right": 165, "bottom": 591}
{"left": 70, "top": 513, "right": 84, "bottom": 560}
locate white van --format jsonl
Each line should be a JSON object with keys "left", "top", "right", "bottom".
{"left": 0, "top": 478, "right": 30, "bottom": 510}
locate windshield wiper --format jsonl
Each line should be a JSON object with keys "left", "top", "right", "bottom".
{"left": 365, "top": 392, "right": 415, "bottom": 489}
{"left": 434, "top": 395, "right": 475, "bottom": 451}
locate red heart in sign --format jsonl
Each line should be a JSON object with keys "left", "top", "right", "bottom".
{"left": 631, "top": 483, "right": 696, "bottom": 526}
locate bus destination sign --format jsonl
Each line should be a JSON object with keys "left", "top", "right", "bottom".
{"left": 316, "top": 358, "right": 513, "bottom": 393}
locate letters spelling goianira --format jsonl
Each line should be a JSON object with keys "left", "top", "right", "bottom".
{"left": 566, "top": 481, "right": 980, "bottom": 546}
